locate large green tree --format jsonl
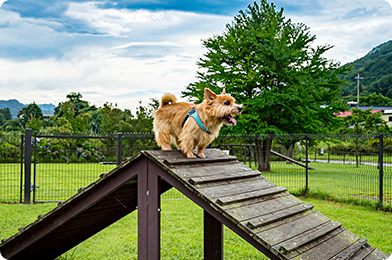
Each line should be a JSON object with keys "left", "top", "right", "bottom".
{"left": 182, "top": 0, "right": 348, "bottom": 171}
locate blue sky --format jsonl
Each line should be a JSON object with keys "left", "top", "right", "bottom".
{"left": 1, "top": 0, "right": 392, "bottom": 113}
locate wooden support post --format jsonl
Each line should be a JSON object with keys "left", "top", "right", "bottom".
{"left": 204, "top": 210, "right": 223, "bottom": 260}
{"left": 138, "top": 159, "right": 161, "bottom": 260}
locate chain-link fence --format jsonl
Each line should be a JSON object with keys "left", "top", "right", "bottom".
{"left": 0, "top": 131, "right": 391, "bottom": 208}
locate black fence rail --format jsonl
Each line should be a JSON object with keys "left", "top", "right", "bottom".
{"left": 0, "top": 130, "right": 391, "bottom": 209}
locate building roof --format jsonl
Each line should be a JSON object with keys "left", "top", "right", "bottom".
{"left": 336, "top": 109, "right": 384, "bottom": 117}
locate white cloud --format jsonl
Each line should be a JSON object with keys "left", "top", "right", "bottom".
{"left": 1, "top": 0, "right": 392, "bottom": 112}
{"left": 288, "top": 0, "right": 392, "bottom": 64}
{"left": 0, "top": 4, "right": 231, "bottom": 111}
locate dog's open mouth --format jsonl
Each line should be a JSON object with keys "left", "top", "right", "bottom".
{"left": 223, "top": 115, "right": 237, "bottom": 125}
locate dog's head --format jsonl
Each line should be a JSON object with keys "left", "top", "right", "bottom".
{"left": 204, "top": 88, "right": 243, "bottom": 126}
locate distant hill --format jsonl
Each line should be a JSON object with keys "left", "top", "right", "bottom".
{"left": 0, "top": 99, "right": 55, "bottom": 119}
{"left": 341, "top": 40, "right": 392, "bottom": 99}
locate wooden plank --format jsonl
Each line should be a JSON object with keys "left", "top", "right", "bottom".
{"left": 246, "top": 203, "right": 314, "bottom": 229}
{"left": 329, "top": 238, "right": 368, "bottom": 260}
{"left": 276, "top": 221, "right": 342, "bottom": 254}
{"left": 163, "top": 156, "right": 237, "bottom": 166}
{"left": 146, "top": 149, "right": 228, "bottom": 162}
{"left": 363, "top": 249, "right": 390, "bottom": 260}
{"left": 255, "top": 212, "right": 331, "bottom": 247}
{"left": 251, "top": 209, "right": 317, "bottom": 234}
{"left": 226, "top": 195, "right": 303, "bottom": 222}
{"left": 349, "top": 243, "right": 376, "bottom": 260}
{"left": 173, "top": 162, "right": 253, "bottom": 181}
{"left": 189, "top": 170, "right": 260, "bottom": 185}
{"left": 199, "top": 177, "right": 276, "bottom": 200}
{"left": 217, "top": 186, "right": 287, "bottom": 206}
{"left": 291, "top": 230, "right": 360, "bottom": 260}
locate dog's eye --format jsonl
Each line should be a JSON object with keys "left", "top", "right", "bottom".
{"left": 224, "top": 101, "right": 230, "bottom": 105}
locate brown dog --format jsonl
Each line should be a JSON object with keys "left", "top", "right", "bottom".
{"left": 153, "top": 88, "right": 242, "bottom": 158}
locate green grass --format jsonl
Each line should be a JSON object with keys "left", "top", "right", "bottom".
{"left": 253, "top": 161, "right": 392, "bottom": 209}
{"left": 0, "top": 163, "right": 116, "bottom": 202}
{"left": 0, "top": 194, "right": 391, "bottom": 259}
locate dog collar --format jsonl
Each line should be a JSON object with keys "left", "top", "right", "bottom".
{"left": 182, "top": 107, "right": 211, "bottom": 134}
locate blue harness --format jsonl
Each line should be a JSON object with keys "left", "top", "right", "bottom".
{"left": 182, "top": 107, "right": 211, "bottom": 134}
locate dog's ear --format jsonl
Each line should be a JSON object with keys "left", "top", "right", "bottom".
{"left": 221, "top": 88, "right": 226, "bottom": 95}
{"left": 204, "top": 88, "right": 217, "bottom": 101}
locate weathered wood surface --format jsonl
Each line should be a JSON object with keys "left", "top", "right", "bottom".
{"left": 217, "top": 186, "right": 287, "bottom": 206}
{"left": 189, "top": 170, "right": 261, "bottom": 185}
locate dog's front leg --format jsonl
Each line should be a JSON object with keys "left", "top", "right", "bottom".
{"left": 161, "top": 143, "right": 172, "bottom": 150}
{"left": 196, "top": 145, "right": 207, "bottom": 158}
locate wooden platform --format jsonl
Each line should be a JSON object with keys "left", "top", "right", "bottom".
{"left": 0, "top": 149, "right": 389, "bottom": 260}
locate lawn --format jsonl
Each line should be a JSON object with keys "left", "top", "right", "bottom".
{"left": 0, "top": 192, "right": 391, "bottom": 259}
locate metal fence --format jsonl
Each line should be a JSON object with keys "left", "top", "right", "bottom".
{"left": 0, "top": 130, "right": 391, "bottom": 208}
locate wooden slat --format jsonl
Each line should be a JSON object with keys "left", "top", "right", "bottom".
{"left": 246, "top": 203, "right": 314, "bottom": 229}
{"left": 147, "top": 149, "right": 228, "bottom": 162}
{"left": 199, "top": 177, "right": 275, "bottom": 199}
{"left": 217, "top": 186, "right": 287, "bottom": 206}
{"left": 173, "top": 162, "right": 251, "bottom": 179}
{"left": 189, "top": 170, "right": 260, "bottom": 185}
{"left": 329, "top": 238, "right": 368, "bottom": 260}
{"left": 163, "top": 156, "right": 237, "bottom": 166}
{"left": 276, "top": 221, "right": 342, "bottom": 254}
{"left": 291, "top": 230, "right": 360, "bottom": 260}
{"left": 256, "top": 211, "right": 331, "bottom": 247}
{"left": 226, "top": 195, "right": 303, "bottom": 222}
{"left": 363, "top": 249, "right": 390, "bottom": 260}
{"left": 349, "top": 243, "right": 376, "bottom": 260}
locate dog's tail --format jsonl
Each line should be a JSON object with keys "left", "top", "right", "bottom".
{"left": 160, "top": 93, "right": 177, "bottom": 108}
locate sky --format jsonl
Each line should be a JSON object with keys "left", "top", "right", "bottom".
{"left": 1, "top": 0, "right": 392, "bottom": 114}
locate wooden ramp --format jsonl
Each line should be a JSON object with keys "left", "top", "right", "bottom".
{"left": 0, "top": 149, "right": 389, "bottom": 260}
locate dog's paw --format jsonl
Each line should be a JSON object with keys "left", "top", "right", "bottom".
{"left": 198, "top": 153, "right": 206, "bottom": 158}
{"left": 186, "top": 152, "right": 197, "bottom": 158}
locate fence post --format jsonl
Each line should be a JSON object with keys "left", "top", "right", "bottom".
{"left": 117, "top": 132, "right": 122, "bottom": 166}
{"left": 20, "top": 134, "right": 24, "bottom": 203}
{"left": 378, "top": 133, "right": 384, "bottom": 207}
{"left": 24, "top": 129, "right": 32, "bottom": 204}
{"left": 305, "top": 136, "right": 309, "bottom": 191}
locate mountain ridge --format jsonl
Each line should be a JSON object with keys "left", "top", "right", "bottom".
{"left": 0, "top": 99, "right": 55, "bottom": 119}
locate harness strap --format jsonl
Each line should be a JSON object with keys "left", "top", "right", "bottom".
{"left": 182, "top": 107, "right": 211, "bottom": 134}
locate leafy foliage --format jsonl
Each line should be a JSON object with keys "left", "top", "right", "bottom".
{"left": 182, "top": 0, "right": 348, "bottom": 136}
{"left": 338, "top": 108, "right": 389, "bottom": 134}
{"left": 17, "top": 102, "right": 43, "bottom": 129}
{"left": 341, "top": 40, "right": 392, "bottom": 104}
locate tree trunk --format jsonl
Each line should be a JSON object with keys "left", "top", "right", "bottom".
{"left": 256, "top": 137, "right": 272, "bottom": 172}
{"left": 285, "top": 143, "right": 295, "bottom": 164}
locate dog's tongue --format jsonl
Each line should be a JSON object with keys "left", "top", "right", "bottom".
{"left": 228, "top": 115, "right": 237, "bottom": 126}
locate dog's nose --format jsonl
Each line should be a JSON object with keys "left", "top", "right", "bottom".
{"left": 238, "top": 107, "right": 243, "bottom": 113}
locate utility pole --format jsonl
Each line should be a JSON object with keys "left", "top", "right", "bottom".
{"left": 354, "top": 73, "right": 363, "bottom": 109}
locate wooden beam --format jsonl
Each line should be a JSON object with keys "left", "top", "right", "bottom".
{"left": 270, "top": 150, "right": 314, "bottom": 170}
{"left": 204, "top": 210, "right": 223, "bottom": 260}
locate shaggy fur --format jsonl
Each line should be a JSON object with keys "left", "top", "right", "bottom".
{"left": 153, "top": 88, "right": 242, "bottom": 158}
